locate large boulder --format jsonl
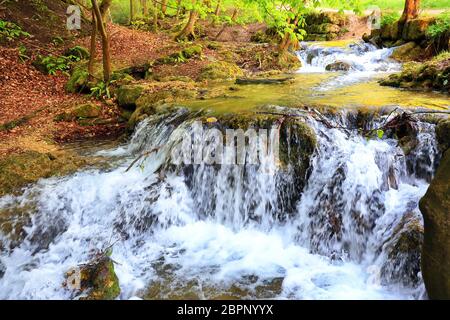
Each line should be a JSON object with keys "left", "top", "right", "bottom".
{"left": 390, "top": 42, "right": 423, "bottom": 62}
{"left": 419, "top": 150, "right": 450, "bottom": 299}
{"left": 116, "top": 85, "right": 145, "bottom": 109}
{"left": 66, "top": 66, "right": 90, "bottom": 93}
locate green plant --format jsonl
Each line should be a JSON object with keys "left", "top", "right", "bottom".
{"left": 35, "top": 54, "right": 80, "bottom": 75}
{"left": 90, "top": 81, "right": 115, "bottom": 99}
{"left": 381, "top": 11, "right": 401, "bottom": 27}
{"left": 18, "top": 45, "right": 30, "bottom": 63}
{"left": 0, "top": 20, "right": 30, "bottom": 41}
{"left": 427, "top": 11, "right": 450, "bottom": 39}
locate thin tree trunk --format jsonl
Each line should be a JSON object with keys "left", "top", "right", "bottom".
{"left": 142, "top": 0, "right": 148, "bottom": 16}
{"left": 161, "top": 0, "right": 168, "bottom": 15}
{"left": 130, "top": 0, "right": 135, "bottom": 23}
{"left": 176, "top": 8, "right": 199, "bottom": 41}
{"left": 88, "top": 10, "right": 97, "bottom": 79}
{"left": 92, "top": 0, "right": 111, "bottom": 83}
{"left": 214, "top": 0, "right": 221, "bottom": 16}
{"left": 278, "top": 15, "right": 299, "bottom": 53}
{"left": 152, "top": 0, "right": 158, "bottom": 30}
{"left": 214, "top": 8, "right": 237, "bottom": 40}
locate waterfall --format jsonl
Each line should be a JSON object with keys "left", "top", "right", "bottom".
{"left": 0, "top": 107, "right": 438, "bottom": 300}
{"left": 297, "top": 42, "right": 401, "bottom": 90}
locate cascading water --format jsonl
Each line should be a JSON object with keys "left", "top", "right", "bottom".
{"left": 0, "top": 106, "right": 438, "bottom": 300}
{"left": 297, "top": 42, "right": 401, "bottom": 90}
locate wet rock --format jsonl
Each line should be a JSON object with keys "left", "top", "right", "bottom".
{"left": 390, "top": 42, "right": 422, "bottom": 62}
{"left": 199, "top": 61, "right": 244, "bottom": 81}
{"left": 325, "top": 61, "right": 352, "bottom": 71}
{"left": 116, "top": 84, "right": 145, "bottom": 109}
{"left": 419, "top": 150, "right": 450, "bottom": 299}
{"left": 0, "top": 259, "right": 5, "bottom": 279}
{"left": 380, "top": 212, "right": 423, "bottom": 287}
{"left": 66, "top": 252, "right": 120, "bottom": 300}
{"left": 435, "top": 120, "right": 450, "bottom": 152}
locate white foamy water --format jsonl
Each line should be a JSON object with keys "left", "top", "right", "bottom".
{"left": 0, "top": 109, "right": 436, "bottom": 300}
{"left": 297, "top": 42, "right": 401, "bottom": 90}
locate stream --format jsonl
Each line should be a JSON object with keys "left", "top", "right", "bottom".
{"left": 0, "top": 41, "right": 447, "bottom": 300}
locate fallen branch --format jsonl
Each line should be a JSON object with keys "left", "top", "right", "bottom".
{"left": 125, "top": 145, "right": 163, "bottom": 172}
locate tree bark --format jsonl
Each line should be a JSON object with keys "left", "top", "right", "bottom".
{"left": 91, "top": 0, "right": 111, "bottom": 83}
{"left": 214, "top": 0, "right": 221, "bottom": 16}
{"left": 176, "top": 8, "right": 199, "bottom": 41}
{"left": 400, "top": 0, "right": 421, "bottom": 22}
{"left": 130, "top": 0, "right": 135, "bottom": 23}
{"left": 278, "top": 15, "right": 299, "bottom": 53}
{"left": 161, "top": 0, "right": 168, "bottom": 15}
{"left": 88, "top": 9, "right": 97, "bottom": 79}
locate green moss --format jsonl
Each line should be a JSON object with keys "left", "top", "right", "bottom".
{"left": 64, "top": 46, "right": 90, "bottom": 60}
{"left": 116, "top": 85, "right": 145, "bottom": 109}
{"left": 390, "top": 42, "right": 423, "bottom": 62}
{"left": 199, "top": 61, "right": 244, "bottom": 81}
{"left": 402, "top": 17, "right": 435, "bottom": 41}
{"left": 66, "top": 66, "right": 89, "bottom": 93}
{"left": 0, "top": 151, "right": 87, "bottom": 197}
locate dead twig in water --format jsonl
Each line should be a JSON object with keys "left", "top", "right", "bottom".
{"left": 125, "top": 146, "right": 163, "bottom": 173}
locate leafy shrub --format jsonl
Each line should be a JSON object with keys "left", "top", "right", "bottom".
{"left": 427, "top": 11, "right": 450, "bottom": 38}
{"left": 90, "top": 81, "right": 115, "bottom": 99}
{"left": 0, "top": 20, "right": 30, "bottom": 41}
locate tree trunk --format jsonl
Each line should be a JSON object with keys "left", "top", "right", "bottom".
{"left": 152, "top": 0, "right": 158, "bottom": 30}
{"left": 92, "top": 0, "right": 111, "bottom": 83}
{"left": 278, "top": 15, "right": 299, "bottom": 53}
{"left": 214, "top": 8, "right": 237, "bottom": 40}
{"left": 142, "top": 0, "right": 148, "bottom": 16}
{"left": 161, "top": 0, "right": 168, "bottom": 15}
{"left": 398, "top": 0, "right": 420, "bottom": 38}
{"left": 176, "top": 9, "right": 199, "bottom": 41}
{"left": 130, "top": 0, "right": 135, "bottom": 23}
{"left": 400, "top": 0, "right": 421, "bottom": 22}
{"left": 88, "top": 9, "right": 97, "bottom": 79}
{"left": 214, "top": 0, "right": 221, "bottom": 16}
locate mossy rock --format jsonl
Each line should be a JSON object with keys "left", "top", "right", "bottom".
{"left": 436, "top": 120, "right": 450, "bottom": 152}
{"left": 325, "top": 61, "right": 351, "bottom": 71}
{"left": 199, "top": 61, "right": 244, "bottom": 81}
{"left": 0, "top": 151, "right": 86, "bottom": 197}
{"left": 153, "top": 45, "right": 202, "bottom": 66}
{"left": 390, "top": 42, "right": 422, "bottom": 62}
{"left": 306, "top": 23, "right": 341, "bottom": 35}
{"left": 402, "top": 18, "right": 435, "bottom": 41}
{"left": 305, "top": 12, "right": 347, "bottom": 26}
{"left": 419, "top": 150, "right": 450, "bottom": 299}
{"left": 68, "top": 255, "right": 120, "bottom": 300}
{"left": 64, "top": 46, "right": 90, "bottom": 60}
{"left": 277, "top": 51, "right": 302, "bottom": 71}
{"left": 304, "top": 34, "right": 328, "bottom": 41}
{"left": 116, "top": 85, "right": 145, "bottom": 109}
{"left": 66, "top": 67, "right": 90, "bottom": 93}
{"left": 54, "top": 103, "right": 101, "bottom": 122}
{"left": 381, "top": 21, "right": 400, "bottom": 40}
